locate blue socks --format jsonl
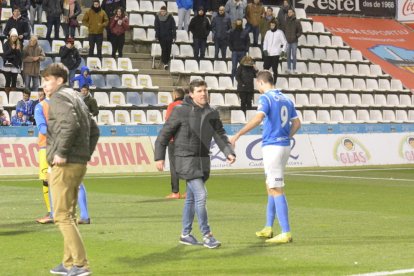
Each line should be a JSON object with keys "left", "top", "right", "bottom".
{"left": 274, "top": 194, "right": 290, "bottom": 233}
{"left": 78, "top": 183, "right": 89, "bottom": 220}
{"left": 266, "top": 195, "right": 275, "bottom": 227}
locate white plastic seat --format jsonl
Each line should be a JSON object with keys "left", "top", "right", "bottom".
{"left": 338, "top": 50, "right": 350, "bottom": 60}
{"left": 300, "top": 48, "right": 313, "bottom": 60}
{"left": 316, "top": 110, "right": 330, "bottom": 123}
{"left": 185, "top": 60, "right": 200, "bottom": 73}
{"left": 319, "top": 35, "right": 331, "bottom": 46}
{"left": 383, "top": 110, "right": 396, "bottom": 122}
{"left": 142, "top": 14, "right": 155, "bottom": 26}
{"left": 302, "top": 78, "right": 315, "bottom": 90}
{"left": 328, "top": 78, "right": 341, "bottom": 90}
{"left": 400, "top": 94, "right": 412, "bottom": 106}
{"left": 358, "top": 64, "right": 371, "bottom": 76}
{"left": 147, "top": 110, "right": 163, "bottom": 124}
{"left": 295, "top": 94, "right": 309, "bottom": 106}
{"left": 357, "top": 110, "right": 371, "bottom": 122}
{"left": 118, "top": 58, "right": 136, "bottom": 71}
{"left": 106, "top": 74, "right": 122, "bottom": 88}
{"left": 340, "top": 78, "right": 353, "bottom": 91}
{"left": 1, "top": 8, "right": 12, "bottom": 21}
{"left": 33, "top": 24, "right": 47, "bottom": 38}
{"left": 167, "top": 1, "right": 178, "bottom": 13}
{"left": 176, "top": 30, "right": 189, "bottom": 42}
{"left": 0, "top": 91, "right": 8, "bottom": 106}
{"left": 87, "top": 57, "right": 102, "bottom": 70}
{"left": 122, "top": 74, "right": 138, "bottom": 88}
{"left": 126, "top": 92, "right": 142, "bottom": 105}
{"left": 353, "top": 79, "right": 366, "bottom": 91}
{"left": 303, "top": 110, "right": 317, "bottom": 123}
{"left": 370, "top": 65, "right": 384, "bottom": 76}
{"left": 307, "top": 35, "right": 319, "bottom": 46}
{"left": 321, "top": 63, "right": 333, "bottom": 75}
{"left": 285, "top": 93, "right": 295, "bottom": 103}
{"left": 330, "top": 110, "right": 344, "bottom": 122}
{"left": 102, "top": 57, "right": 117, "bottom": 70}
{"left": 386, "top": 94, "right": 399, "bottom": 106}
{"left": 131, "top": 110, "right": 147, "bottom": 124}
{"left": 361, "top": 94, "right": 374, "bottom": 106}
{"left": 114, "top": 110, "right": 131, "bottom": 124}
{"left": 101, "top": 41, "right": 112, "bottom": 55}
{"left": 225, "top": 93, "right": 240, "bottom": 106}
{"left": 333, "top": 64, "right": 346, "bottom": 75}
{"left": 370, "top": 110, "right": 383, "bottom": 122}
{"left": 200, "top": 60, "right": 214, "bottom": 74}
{"left": 231, "top": 110, "right": 246, "bottom": 123}
{"left": 301, "top": 21, "right": 312, "bottom": 33}
{"left": 374, "top": 94, "right": 387, "bottom": 107}
{"left": 180, "top": 44, "right": 194, "bottom": 57}
{"left": 326, "top": 49, "right": 338, "bottom": 61}
{"left": 275, "top": 77, "right": 288, "bottom": 90}
{"left": 313, "top": 48, "right": 326, "bottom": 60}
{"left": 378, "top": 79, "right": 391, "bottom": 91}
{"left": 94, "top": 92, "right": 110, "bottom": 106}
{"left": 315, "top": 78, "right": 328, "bottom": 90}
{"left": 130, "top": 14, "right": 143, "bottom": 26}
{"left": 396, "top": 110, "right": 408, "bottom": 122}
{"left": 137, "top": 74, "right": 159, "bottom": 89}
{"left": 153, "top": 1, "right": 165, "bottom": 11}
{"left": 391, "top": 79, "right": 405, "bottom": 91}
{"left": 323, "top": 93, "right": 336, "bottom": 106}
{"left": 288, "top": 78, "right": 301, "bottom": 90}
{"left": 296, "top": 62, "right": 307, "bottom": 74}
{"left": 313, "top": 22, "right": 326, "bottom": 33}
{"left": 142, "top": 92, "right": 157, "bottom": 105}
{"left": 253, "top": 93, "right": 261, "bottom": 107}
{"left": 126, "top": 0, "right": 139, "bottom": 11}
{"left": 349, "top": 94, "right": 362, "bottom": 106}
{"left": 295, "top": 8, "right": 307, "bottom": 19}
{"left": 366, "top": 79, "right": 379, "bottom": 91}
{"left": 351, "top": 50, "right": 363, "bottom": 61}
{"left": 209, "top": 93, "right": 225, "bottom": 105}
{"left": 52, "top": 40, "right": 65, "bottom": 53}
{"left": 190, "top": 75, "right": 203, "bottom": 82}
{"left": 140, "top": 0, "right": 154, "bottom": 12}
{"left": 170, "top": 60, "right": 185, "bottom": 73}
{"left": 249, "top": 47, "right": 262, "bottom": 59}
{"left": 98, "top": 110, "right": 114, "bottom": 125}
{"left": 218, "top": 76, "right": 234, "bottom": 90}
{"left": 345, "top": 64, "right": 358, "bottom": 76}
{"left": 157, "top": 92, "right": 173, "bottom": 105}
{"left": 308, "top": 62, "right": 321, "bottom": 74}
{"left": 331, "top": 36, "right": 344, "bottom": 47}
{"left": 204, "top": 76, "right": 220, "bottom": 90}
{"left": 110, "top": 92, "right": 126, "bottom": 105}
{"left": 213, "top": 60, "right": 228, "bottom": 74}
{"left": 309, "top": 93, "right": 323, "bottom": 106}
{"left": 133, "top": 27, "right": 146, "bottom": 40}
{"left": 343, "top": 109, "right": 357, "bottom": 122}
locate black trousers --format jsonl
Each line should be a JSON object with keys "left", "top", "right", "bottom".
{"left": 193, "top": 38, "right": 206, "bottom": 61}
{"left": 238, "top": 92, "right": 253, "bottom": 114}
{"left": 263, "top": 55, "right": 280, "bottom": 84}
{"left": 167, "top": 141, "right": 180, "bottom": 193}
{"left": 160, "top": 38, "right": 173, "bottom": 65}
{"left": 89, "top": 34, "right": 104, "bottom": 59}
{"left": 111, "top": 34, "right": 125, "bottom": 58}
{"left": 5, "top": 71, "right": 17, "bottom": 88}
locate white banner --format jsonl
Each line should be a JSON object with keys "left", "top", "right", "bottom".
{"left": 397, "top": 0, "right": 414, "bottom": 21}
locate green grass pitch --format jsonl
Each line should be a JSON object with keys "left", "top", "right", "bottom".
{"left": 1, "top": 167, "right": 414, "bottom": 275}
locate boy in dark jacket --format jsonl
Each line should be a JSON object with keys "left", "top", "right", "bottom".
{"left": 285, "top": 8, "right": 302, "bottom": 73}
{"left": 236, "top": 56, "right": 258, "bottom": 114}
{"left": 154, "top": 6, "right": 176, "bottom": 70}
{"left": 59, "top": 37, "right": 81, "bottom": 87}
{"left": 155, "top": 79, "right": 236, "bottom": 249}
{"left": 79, "top": 85, "right": 99, "bottom": 117}
{"left": 3, "top": 8, "right": 31, "bottom": 43}
{"left": 211, "top": 5, "right": 231, "bottom": 59}
{"left": 188, "top": 7, "right": 211, "bottom": 61}
{"left": 229, "top": 18, "right": 250, "bottom": 79}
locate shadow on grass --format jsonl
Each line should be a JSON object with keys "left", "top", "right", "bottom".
{"left": 0, "top": 221, "right": 51, "bottom": 236}
{"left": 0, "top": 229, "right": 35, "bottom": 236}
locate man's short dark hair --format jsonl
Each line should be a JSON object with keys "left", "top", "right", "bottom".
{"left": 267, "top": 6, "right": 273, "bottom": 11}
{"left": 22, "top": 88, "right": 31, "bottom": 96}
{"left": 189, "top": 79, "right": 207, "bottom": 93}
{"left": 173, "top": 88, "right": 185, "bottom": 99}
{"left": 256, "top": 70, "right": 274, "bottom": 84}
{"left": 81, "top": 84, "right": 90, "bottom": 90}
{"left": 42, "top": 63, "right": 68, "bottom": 83}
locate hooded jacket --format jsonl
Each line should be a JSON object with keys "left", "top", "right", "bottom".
{"left": 71, "top": 66, "right": 93, "bottom": 88}
{"left": 229, "top": 27, "right": 250, "bottom": 52}
{"left": 236, "top": 59, "right": 258, "bottom": 92}
{"left": 59, "top": 44, "right": 81, "bottom": 70}
{"left": 154, "top": 12, "right": 176, "bottom": 41}
{"left": 176, "top": 0, "right": 193, "bottom": 10}
{"left": 46, "top": 85, "right": 100, "bottom": 165}
{"left": 285, "top": 15, "right": 302, "bottom": 43}
{"left": 42, "top": 0, "right": 63, "bottom": 17}
{"left": 101, "top": 0, "right": 126, "bottom": 18}
{"left": 3, "top": 16, "right": 31, "bottom": 40}
{"left": 188, "top": 11, "right": 211, "bottom": 40}
{"left": 211, "top": 13, "right": 231, "bottom": 40}
{"left": 22, "top": 40, "right": 45, "bottom": 76}
{"left": 154, "top": 95, "right": 235, "bottom": 181}
{"left": 263, "top": 28, "right": 287, "bottom": 56}
{"left": 3, "top": 40, "right": 22, "bottom": 68}
{"left": 82, "top": 5, "right": 109, "bottom": 34}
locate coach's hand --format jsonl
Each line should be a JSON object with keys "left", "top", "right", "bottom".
{"left": 227, "top": 154, "right": 236, "bottom": 164}
{"left": 53, "top": 154, "right": 67, "bottom": 166}
{"left": 155, "top": 160, "right": 165, "bottom": 171}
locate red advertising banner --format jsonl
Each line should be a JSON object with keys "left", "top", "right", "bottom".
{"left": 313, "top": 16, "right": 414, "bottom": 90}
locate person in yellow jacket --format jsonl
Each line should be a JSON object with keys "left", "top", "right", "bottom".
{"left": 82, "top": 0, "right": 109, "bottom": 59}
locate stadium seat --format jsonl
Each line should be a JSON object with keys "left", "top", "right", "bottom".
{"left": 140, "top": 0, "right": 154, "bottom": 12}
{"left": 366, "top": 79, "right": 379, "bottom": 91}
{"left": 130, "top": 14, "right": 143, "bottom": 26}
{"left": 176, "top": 30, "right": 190, "bottom": 43}
{"left": 185, "top": 60, "right": 200, "bottom": 73}
{"left": 131, "top": 110, "right": 147, "bottom": 124}
{"left": 321, "top": 63, "right": 333, "bottom": 75}
{"left": 8, "top": 91, "right": 23, "bottom": 105}
{"left": 147, "top": 110, "right": 163, "bottom": 124}
{"left": 51, "top": 40, "right": 65, "bottom": 53}
{"left": 370, "top": 65, "right": 384, "bottom": 76}
{"left": 307, "top": 35, "right": 319, "bottom": 47}
{"left": 126, "top": 92, "right": 142, "bottom": 106}
{"left": 200, "top": 60, "right": 214, "bottom": 74}
{"left": 170, "top": 60, "right": 185, "bottom": 73}
{"left": 87, "top": 57, "right": 102, "bottom": 70}
{"left": 328, "top": 78, "right": 341, "bottom": 90}
{"left": 345, "top": 64, "right": 358, "bottom": 76}
{"left": 383, "top": 110, "right": 396, "bottom": 122}
{"left": 79, "top": 26, "right": 89, "bottom": 38}
{"left": 137, "top": 74, "right": 158, "bottom": 89}
{"left": 333, "top": 64, "right": 346, "bottom": 76}
{"left": 302, "top": 78, "right": 315, "bottom": 90}
{"left": 351, "top": 50, "right": 363, "bottom": 61}
{"left": 353, "top": 79, "right": 366, "bottom": 91}
{"left": 101, "top": 41, "right": 112, "bottom": 55}
{"left": 157, "top": 92, "right": 173, "bottom": 105}
{"left": 179, "top": 44, "right": 193, "bottom": 58}
{"left": 301, "top": 21, "right": 312, "bottom": 33}
{"left": 313, "top": 22, "right": 326, "bottom": 33}
{"left": 205, "top": 76, "right": 220, "bottom": 90}
{"left": 295, "top": 94, "right": 309, "bottom": 107}
{"left": 190, "top": 75, "right": 203, "bottom": 82}
{"left": 303, "top": 110, "right": 317, "bottom": 123}
{"left": 358, "top": 64, "right": 371, "bottom": 76}
{"left": 224, "top": 93, "right": 240, "bottom": 106}
{"left": 400, "top": 94, "right": 412, "bottom": 106}
{"left": 386, "top": 94, "right": 399, "bottom": 106}
{"left": 133, "top": 27, "right": 146, "bottom": 40}
{"left": 91, "top": 75, "right": 107, "bottom": 88}
{"left": 40, "top": 57, "right": 53, "bottom": 71}
{"left": 369, "top": 110, "right": 383, "bottom": 122}
{"left": 298, "top": 35, "right": 307, "bottom": 46}
{"left": 218, "top": 76, "right": 234, "bottom": 90}
{"left": 249, "top": 47, "right": 262, "bottom": 59}
{"left": 209, "top": 93, "right": 225, "bottom": 106}
{"left": 288, "top": 78, "right": 301, "bottom": 90}
{"left": 146, "top": 29, "right": 156, "bottom": 41}
{"left": 326, "top": 49, "right": 338, "bottom": 61}
{"left": 153, "top": 1, "right": 165, "bottom": 11}
{"left": 323, "top": 93, "right": 336, "bottom": 106}
{"left": 309, "top": 93, "right": 323, "bottom": 106}
{"left": 296, "top": 62, "right": 307, "bottom": 74}
{"left": 319, "top": 35, "right": 331, "bottom": 46}
{"left": 378, "top": 79, "right": 391, "bottom": 91}
{"left": 33, "top": 24, "right": 47, "bottom": 38}
{"left": 357, "top": 110, "right": 370, "bottom": 122}
{"left": 38, "top": 40, "right": 51, "bottom": 54}
{"left": 98, "top": 110, "right": 114, "bottom": 125}
{"left": 167, "top": 1, "right": 178, "bottom": 13}
{"left": 338, "top": 50, "right": 350, "bottom": 60}
{"left": 315, "top": 78, "right": 328, "bottom": 90}
{"left": 94, "top": 92, "right": 110, "bottom": 106}
{"left": 110, "top": 92, "right": 126, "bottom": 105}
{"left": 231, "top": 110, "right": 246, "bottom": 123}
{"left": 102, "top": 57, "right": 117, "bottom": 71}
{"left": 142, "top": 92, "right": 157, "bottom": 105}
{"left": 1, "top": 8, "right": 12, "bottom": 21}
{"left": 118, "top": 58, "right": 137, "bottom": 71}
{"left": 0, "top": 74, "right": 6, "bottom": 88}
{"left": 374, "top": 94, "right": 387, "bottom": 107}
{"left": 295, "top": 8, "right": 307, "bottom": 19}
{"left": 126, "top": 0, "right": 139, "bottom": 11}
{"left": 391, "top": 79, "right": 405, "bottom": 91}
{"left": 285, "top": 93, "right": 295, "bottom": 103}
{"left": 331, "top": 36, "right": 344, "bottom": 47}
{"left": 330, "top": 110, "right": 344, "bottom": 123}
{"left": 0, "top": 91, "right": 8, "bottom": 106}
{"left": 396, "top": 110, "right": 409, "bottom": 122}
{"left": 343, "top": 109, "right": 358, "bottom": 122}
{"left": 275, "top": 77, "right": 288, "bottom": 90}
{"left": 361, "top": 94, "right": 375, "bottom": 106}
{"left": 349, "top": 94, "right": 362, "bottom": 106}
{"left": 316, "top": 110, "right": 330, "bottom": 123}
{"left": 122, "top": 74, "right": 138, "bottom": 88}
{"left": 301, "top": 48, "right": 313, "bottom": 60}
{"left": 114, "top": 110, "right": 131, "bottom": 124}
{"left": 214, "top": 61, "right": 228, "bottom": 74}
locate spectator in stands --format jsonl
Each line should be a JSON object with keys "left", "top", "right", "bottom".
{"left": 16, "top": 88, "right": 35, "bottom": 122}
{"left": 188, "top": 7, "right": 210, "bottom": 62}
{"left": 176, "top": 0, "right": 192, "bottom": 31}
{"left": 229, "top": 19, "right": 249, "bottom": 79}
{"left": 0, "top": 109, "right": 10, "bottom": 126}
{"left": 193, "top": 0, "right": 207, "bottom": 14}
{"left": 11, "top": 108, "right": 31, "bottom": 126}
{"left": 277, "top": 0, "right": 291, "bottom": 33}
{"left": 71, "top": 66, "right": 93, "bottom": 88}
{"left": 154, "top": 6, "right": 176, "bottom": 70}
{"left": 43, "top": 0, "right": 63, "bottom": 42}
{"left": 259, "top": 7, "right": 275, "bottom": 47}
{"left": 263, "top": 19, "right": 286, "bottom": 84}
{"left": 82, "top": 0, "right": 109, "bottom": 60}
{"left": 246, "top": 0, "right": 264, "bottom": 47}
{"left": 61, "top": 0, "right": 82, "bottom": 39}
{"left": 225, "top": 0, "right": 247, "bottom": 26}
{"left": 285, "top": 8, "right": 302, "bottom": 74}
{"left": 3, "top": 28, "right": 22, "bottom": 94}
{"left": 101, "top": 0, "right": 126, "bottom": 42}
{"left": 10, "top": 0, "right": 30, "bottom": 19}
{"left": 209, "top": 0, "right": 226, "bottom": 17}
{"left": 3, "top": 8, "right": 31, "bottom": 44}
{"left": 211, "top": 5, "right": 231, "bottom": 59}
{"left": 29, "top": 0, "right": 43, "bottom": 29}
{"left": 79, "top": 85, "right": 99, "bottom": 117}
{"left": 155, "top": 79, "right": 236, "bottom": 249}
{"left": 59, "top": 37, "right": 82, "bottom": 87}
{"left": 23, "top": 35, "right": 45, "bottom": 92}
{"left": 165, "top": 87, "right": 185, "bottom": 199}
{"left": 110, "top": 7, "right": 129, "bottom": 58}
{"left": 236, "top": 56, "right": 257, "bottom": 114}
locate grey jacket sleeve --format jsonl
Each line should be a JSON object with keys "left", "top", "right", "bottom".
{"left": 211, "top": 111, "right": 235, "bottom": 158}
{"left": 154, "top": 108, "right": 181, "bottom": 161}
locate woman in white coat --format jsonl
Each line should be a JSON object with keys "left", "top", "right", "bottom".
{"left": 263, "top": 19, "right": 287, "bottom": 84}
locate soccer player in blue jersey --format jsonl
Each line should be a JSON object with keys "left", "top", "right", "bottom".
{"left": 230, "top": 70, "right": 301, "bottom": 244}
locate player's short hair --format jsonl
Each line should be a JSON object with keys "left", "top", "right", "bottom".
{"left": 42, "top": 63, "right": 68, "bottom": 83}
{"left": 173, "top": 88, "right": 185, "bottom": 99}
{"left": 408, "top": 137, "right": 414, "bottom": 143}
{"left": 81, "top": 84, "right": 90, "bottom": 90}
{"left": 22, "top": 88, "right": 31, "bottom": 96}
{"left": 267, "top": 6, "right": 273, "bottom": 11}
{"left": 189, "top": 79, "right": 207, "bottom": 93}
{"left": 256, "top": 70, "right": 274, "bottom": 84}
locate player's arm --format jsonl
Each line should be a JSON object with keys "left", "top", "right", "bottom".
{"left": 34, "top": 103, "right": 47, "bottom": 134}
{"left": 230, "top": 112, "right": 265, "bottom": 147}
{"left": 211, "top": 112, "right": 236, "bottom": 164}
{"left": 289, "top": 117, "right": 301, "bottom": 138}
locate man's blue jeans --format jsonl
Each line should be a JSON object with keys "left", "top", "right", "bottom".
{"left": 231, "top": 51, "right": 246, "bottom": 79}
{"left": 182, "top": 178, "right": 211, "bottom": 236}
{"left": 286, "top": 42, "right": 298, "bottom": 71}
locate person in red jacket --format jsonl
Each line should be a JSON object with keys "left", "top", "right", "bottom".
{"left": 109, "top": 7, "right": 129, "bottom": 58}
{"left": 165, "top": 88, "right": 186, "bottom": 199}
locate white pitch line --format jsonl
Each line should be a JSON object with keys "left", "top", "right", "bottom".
{"left": 289, "top": 173, "right": 414, "bottom": 182}
{"left": 350, "top": 268, "right": 414, "bottom": 276}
